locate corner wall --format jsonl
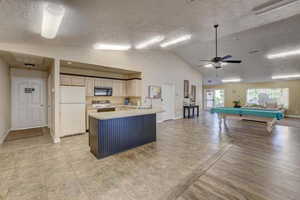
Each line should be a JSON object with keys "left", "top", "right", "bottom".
{"left": 0, "top": 58, "right": 11, "bottom": 143}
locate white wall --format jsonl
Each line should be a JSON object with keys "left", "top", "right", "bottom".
{"left": 0, "top": 58, "right": 11, "bottom": 143}
{"left": 0, "top": 43, "right": 203, "bottom": 140}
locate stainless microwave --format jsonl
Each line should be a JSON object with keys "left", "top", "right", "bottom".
{"left": 94, "top": 87, "right": 113, "bottom": 96}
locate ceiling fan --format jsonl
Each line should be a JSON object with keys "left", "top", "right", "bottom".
{"left": 199, "top": 24, "right": 242, "bottom": 69}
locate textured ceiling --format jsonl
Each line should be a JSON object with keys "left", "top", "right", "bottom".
{"left": 0, "top": 0, "right": 300, "bottom": 83}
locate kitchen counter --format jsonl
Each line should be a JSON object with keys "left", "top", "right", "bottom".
{"left": 89, "top": 107, "right": 164, "bottom": 120}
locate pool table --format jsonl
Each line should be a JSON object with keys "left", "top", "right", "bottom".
{"left": 211, "top": 107, "right": 285, "bottom": 132}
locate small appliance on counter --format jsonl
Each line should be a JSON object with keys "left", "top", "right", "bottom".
{"left": 124, "top": 98, "right": 130, "bottom": 105}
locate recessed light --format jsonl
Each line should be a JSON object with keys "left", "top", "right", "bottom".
{"left": 222, "top": 78, "right": 241, "bottom": 83}
{"left": 135, "top": 36, "right": 165, "bottom": 49}
{"left": 267, "top": 49, "right": 300, "bottom": 59}
{"left": 93, "top": 43, "right": 131, "bottom": 51}
{"left": 41, "top": 3, "right": 65, "bottom": 39}
{"left": 67, "top": 61, "right": 72, "bottom": 65}
{"left": 272, "top": 74, "right": 300, "bottom": 79}
{"left": 160, "top": 34, "right": 192, "bottom": 48}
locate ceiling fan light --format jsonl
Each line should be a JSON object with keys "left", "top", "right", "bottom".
{"left": 204, "top": 64, "right": 214, "bottom": 68}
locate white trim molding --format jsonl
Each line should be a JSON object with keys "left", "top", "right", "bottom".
{"left": 0, "top": 129, "right": 10, "bottom": 144}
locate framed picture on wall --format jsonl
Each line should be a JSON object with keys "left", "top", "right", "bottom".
{"left": 149, "top": 85, "right": 161, "bottom": 99}
{"left": 184, "top": 80, "right": 189, "bottom": 98}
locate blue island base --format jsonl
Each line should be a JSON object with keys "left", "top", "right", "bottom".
{"left": 89, "top": 114, "right": 156, "bottom": 159}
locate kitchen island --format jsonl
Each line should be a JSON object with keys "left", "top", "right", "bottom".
{"left": 89, "top": 108, "right": 164, "bottom": 159}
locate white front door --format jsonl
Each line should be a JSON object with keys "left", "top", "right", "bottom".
{"left": 161, "top": 84, "right": 175, "bottom": 121}
{"left": 12, "top": 77, "right": 47, "bottom": 130}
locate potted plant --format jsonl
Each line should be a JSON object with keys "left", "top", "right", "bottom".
{"left": 233, "top": 100, "right": 241, "bottom": 108}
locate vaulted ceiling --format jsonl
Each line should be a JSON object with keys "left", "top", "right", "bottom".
{"left": 0, "top": 0, "right": 300, "bottom": 84}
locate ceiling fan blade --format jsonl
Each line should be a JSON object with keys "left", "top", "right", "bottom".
{"left": 221, "top": 55, "right": 232, "bottom": 60}
{"left": 223, "top": 60, "right": 242, "bottom": 63}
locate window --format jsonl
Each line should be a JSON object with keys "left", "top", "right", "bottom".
{"left": 204, "top": 89, "right": 224, "bottom": 110}
{"left": 214, "top": 89, "right": 225, "bottom": 107}
{"left": 246, "top": 88, "right": 289, "bottom": 108}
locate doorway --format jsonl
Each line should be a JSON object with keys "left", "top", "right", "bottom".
{"left": 161, "top": 84, "right": 175, "bottom": 121}
{"left": 204, "top": 89, "right": 225, "bottom": 110}
{"left": 11, "top": 77, "right": 47, "bottom": 130}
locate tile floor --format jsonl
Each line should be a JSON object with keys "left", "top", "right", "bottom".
{"left": 0, "top": 112, "right": 300, "bottom": 200}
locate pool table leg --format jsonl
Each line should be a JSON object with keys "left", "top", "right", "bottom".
{"left": 218, "top": 113, "right": 222, "bottom": 128}
{"left": 267, "top": 118, "right": 277, "bottom": 133}
{"left": 218, "top": 113, "right": 227, "bottom": 128}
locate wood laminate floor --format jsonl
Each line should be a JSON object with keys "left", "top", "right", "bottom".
{"left": 0, "top": 112, "right": 299, "bottom": 200}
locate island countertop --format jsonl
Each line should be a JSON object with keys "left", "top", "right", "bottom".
{"left": 89, "top": 107, "right": 164, "bottom": 120}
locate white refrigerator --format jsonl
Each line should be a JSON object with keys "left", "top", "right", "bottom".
{"left": 60, "top": 86, "right": 86, "bottom": 137}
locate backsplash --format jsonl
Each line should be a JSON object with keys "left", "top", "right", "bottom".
{"left": 86, "top": 96, "right": 141, "bottom": 105}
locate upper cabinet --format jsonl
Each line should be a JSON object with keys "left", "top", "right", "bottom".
{"left": 126, "top": 80, "right": 142, "bottom": 97}
{"left": 85, "top": 78, "right": 94, "bottom": 97}
{"left": 60, "top": 75, "right": 141, "bottom": 97}
{"left": 60, "top": 75, "right": 72, "bottom": 86}
{"left": 113, "top": 80, "right": 126, "bottom": 97}
{"left": 94, "top": 78, "right": 113, "bottom": 88}
{"left": 60, "top": 75, "right": 85, "bottom": 86}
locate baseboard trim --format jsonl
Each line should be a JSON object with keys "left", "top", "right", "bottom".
{"left": 286, "top": 115, "right": 300, "bottom": 119}
{"left": 0, "top": 128, "right": 11, "bottom": 144}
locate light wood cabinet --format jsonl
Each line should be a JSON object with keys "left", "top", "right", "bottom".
{"left": 85, "top": 78, "right": 94, "bottom": 96}
{"left": 60, "top": 75, "right": 142, "bottom": 97}
{"left": 71, "top": 76, "right": 85, "bottom": 86}
{"left": 60, "top": 75, "right": 85, "bottom": 86}
{"left": 113, "top": 80, "right": 126, "bottom": 97}
{"left": 94, "top": 78, "right": 113, "bottom": 88}
{"left": 126, "top": 80, "right": 142, "bottom": 97}
{"left": 60, "top": 75, "right": 72, "bottom": 85}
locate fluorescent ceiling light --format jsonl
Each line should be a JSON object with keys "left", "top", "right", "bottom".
{"left": 252, "top": 0, "right": 298, "bottom": 15}
{"left": 135, "top": 36, "right": 165, "bottom": 49}
{"left": 222, "top": 78, "right": 241, "bottom": 83}
{"left": 93, "top": 43, "right": 131, "bottom": 51}
{"left": 41, "top": 3, "right": 65, "bottom": 39}
{"left": 160, "top": 34, "right": 192, "bottom": 48}
{"left": 267, "top": 49, "right": 300, "bottom": 59}
{"left": 272, "top": 74, "right": 300, "bottom": 79}
{"left": 204, "top": 63, "right": 228, "bottom": 68}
